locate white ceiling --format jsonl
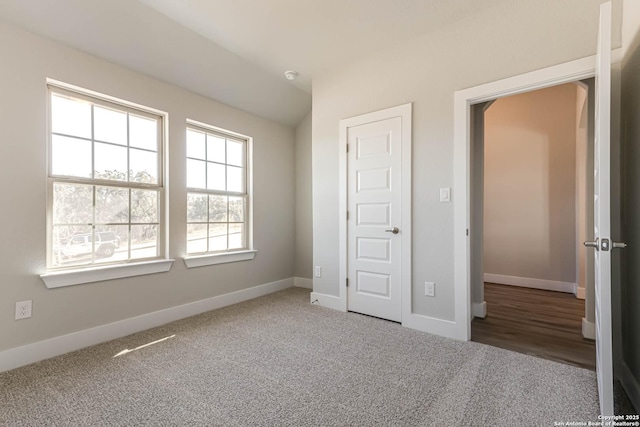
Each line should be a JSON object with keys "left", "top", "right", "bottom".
{"left": 0, "top": 0, "right": 510, "bottom": 126}
{"left": 138, "top": 0, "right": 510, "bottom": 93}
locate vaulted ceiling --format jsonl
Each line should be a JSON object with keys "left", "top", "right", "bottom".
{"left": 0, "top": 0, "right": 514, "bottom": 126}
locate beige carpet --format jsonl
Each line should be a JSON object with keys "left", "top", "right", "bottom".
{"left": 1, "top": 287, "right": 600, "bottom": 426}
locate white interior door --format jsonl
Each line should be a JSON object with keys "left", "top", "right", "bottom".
{"left": 347, "top": 117, "right": 402, "bottom": 322}
{"left": 592, "top": 0, "right": 614, "bottom": 416}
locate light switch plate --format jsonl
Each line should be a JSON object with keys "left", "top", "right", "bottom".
{"left": 314, "top": 266, "right": 322, "bottom": 278}
{"left": 439, "top": 188, "right": 451, "bottom": 202}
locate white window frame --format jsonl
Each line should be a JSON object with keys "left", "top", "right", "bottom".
{"left": 184, "top": 119, "right": 255, "bottom": 268}
{"left": 40, "top": 80, "right": 173, "bottom": 288}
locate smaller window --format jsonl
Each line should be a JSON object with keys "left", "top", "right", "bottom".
{"left": 186, "top": 123, "right": 251, "bottom": 255}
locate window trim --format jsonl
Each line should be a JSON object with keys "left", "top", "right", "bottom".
{"left": 43, "top": 80, "right": 171, "bottom": 284}
{"left": 184, "top": 119, "right": 254, "bottom": 262}
{"left": 183, "top": 250, "right": 256, "bottom": 269}
{"left": 40, "top": 259, "right": 175, "bottom": 289}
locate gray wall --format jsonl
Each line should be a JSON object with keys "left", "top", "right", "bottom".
{"left": 470, "top": 103, "right": 487, "bottom": 308}
{"left": 312, "top": 0, "right": 609, "bottom": 321}
{"left": 584, "top": 79, "right": 597, "bottom": 325}
{"left": 0, "top": 22, "right": 296, "bottom": 352}
{"left": 621, "top": 25, "right": 640, "bottom": 412}
{"left": 575, "top": 82, "right": 593, "bottom": 310}
{"left": 483, "top": 84, "right": 578, "bottom": 284}
{"left": 295, "top": 112, "right": 313, "bottom": 278}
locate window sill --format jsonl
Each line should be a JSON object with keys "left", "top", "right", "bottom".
{"left": 40, "top": 259, "right": 175, "bottom": 289}
{"left": 183, "top": 250, "right": 257, "bottom": 268}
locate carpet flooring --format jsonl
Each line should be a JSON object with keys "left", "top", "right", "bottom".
{"left": 1, "top": 287, "right": 600, "bottom": 426}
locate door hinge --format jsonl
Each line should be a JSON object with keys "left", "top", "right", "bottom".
{"left": 346, "top": 278, "right": 349, "bottom": 287}
{"left": 347, "top": 211, "right": 350, "bottom": 220}
{"left": 466, "top": 228, "right": 469, "bottom": 236}
{"left": 346, "top": 144, "right": 349, "bottom": 153}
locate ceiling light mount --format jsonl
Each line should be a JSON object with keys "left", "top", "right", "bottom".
{"left": 284, "top": 70, "right": 299, "bottom": 81}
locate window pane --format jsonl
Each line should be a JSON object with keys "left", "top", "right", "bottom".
{"left": 131, "top": 225, "right": 157, "bottom": 259}
{"left": 227, "top": 166, "right": 244, "bottom": 193}
{"left": 207, "top": 162, "right": 226, "bottom": 191}
{"left": 187, "top": 159, "right": 206, "bottom": 189}
{"left": 228, "top": 197, "right": 244, "bottom": 222}
{"left": 51, "top": 135, "right": 92, "bottom": 178}
{"left": 130, "top": 148, "right": 158, "bottom": 184}
{"left": 95, "top": 186, "right": 129, "bottom": 224}
{"left": 52, "top": 225, "right": 93, "bottom": 267}
{"left": 206, "top": 134, "right": 225, "bottom": 163}
{"left": 227, "top": 139, "right": 244, "bottom": 167}
{"left": 94, "top": 142, "right": 127, "bottom": 181}
{"left": 187, "top": 224, "right": 207, "bottom": 254}
{"left": 131, "top": 189, "right": 158, "bottom": 224}
{"left": 228, "top": 223, "right": 244, "bottom": 249}
{"left": 187, "top": 193, "right": 208, "bottom": 223}
{"left": 129, "top": 115, "right": 157, "bottom": 151}
{"left": 94, "top": 106, "right": 127, "bottom": 145}
{"left": 51, "top": 94, "right": 91, "bottom": 139}
{"left": 209, "top": 195, "right": 227, "bottom": 222}
{"left": 48, "top": 89, "right": 164, "bottom": 270}
{"left": 53, "top": 183, "right": 93, "bottom": 224}
{"left": 187, "top": 129, "right": 206, "bottom": 160}
{"left": 209, "top": 224, "right": 227, "bottom": 252}
{"left": 94, "top": 226, "right": 128, "bottom": 264}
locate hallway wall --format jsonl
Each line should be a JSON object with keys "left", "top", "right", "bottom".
{"left": 483, "top": 84, "right": 579, "bottom": 286}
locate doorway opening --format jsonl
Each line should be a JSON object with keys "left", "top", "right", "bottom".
{"left": 469, "top": 81, "right": 597, "bottom": 370}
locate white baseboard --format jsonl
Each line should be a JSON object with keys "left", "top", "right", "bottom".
{"left": 574, "top": 285, "right": 585, "bottom": 300}
{"left": 472, "top": 301, "right": 487, "bottom": 318}
{"left": 484, "top": 273, "right": 576, "bottom": 294}
{"left": 310, "top": 292, "right": 345, "bottom": 311}
{"left": 294, "top": 277, "right": 313, "bottom": 289}
{"left": 402, "top": 312, "right": 466, "bottom": 341}
{"left": 310, "top": 292, "right": 465, "bottom": 342}
{"left": 0, "top": 278, "right": 293, "bottom": 373}
{"left": 620, "top": 361, "right": 640, "bottom": 413}
{"left": 582, "top": 317, "right": 595, "bottom": 340}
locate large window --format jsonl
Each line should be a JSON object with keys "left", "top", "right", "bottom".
{"left": 47, "top": 86, "right": 164, "bottom": 270}
{"left": 186, "top": 123, "right": 250, "bottom": 255}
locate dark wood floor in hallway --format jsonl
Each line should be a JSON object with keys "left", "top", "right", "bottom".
{"left": 471, "top": 283, "right": 596, "bottom": 371}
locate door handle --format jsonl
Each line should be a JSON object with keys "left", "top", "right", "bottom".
{"left": 584, "top": 239, "right": 599, "bottom": 249}
{"left": 385, "top": 227, "right": 399, "bottom": 234}
{"left": 584, "top": 239, "right": 627, "bottom": 251}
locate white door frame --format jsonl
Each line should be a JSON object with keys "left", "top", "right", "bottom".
{"left": 338, "top": 103, "right": 412, "bottom": 320}
{"left": 453, "top": 52, "right": 620, "bottom": 341}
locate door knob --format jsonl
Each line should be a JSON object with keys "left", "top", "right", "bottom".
{"left": 612, "top": 241, "right": 627, "bottom": 249}
{"left": 584, "top": 240, "right": 599, "bottom": 249}
{"left": 385, "top": 227, "right": 399, "bottom": 234}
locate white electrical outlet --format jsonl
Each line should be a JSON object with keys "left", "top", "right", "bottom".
{"left": 425, "top": 282, "right": 435, "bottom": 297}
{"left": 314, "top": 266, "right": 322, "bottom": 278}
{"left": 15, "top": 300, "right": 32, "bottom": 320}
